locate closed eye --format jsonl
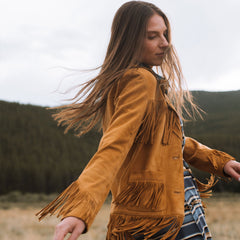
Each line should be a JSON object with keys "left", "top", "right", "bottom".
{"left": 148, "top": 35, "right": 157, "bottom": 40}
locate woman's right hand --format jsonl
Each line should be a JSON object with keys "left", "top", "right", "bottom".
{"left": 53, "top": 216, "right": 86, "bottom": 240}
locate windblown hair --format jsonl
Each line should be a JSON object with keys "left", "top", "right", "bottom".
{"left": 53, "top": 1, "right": 199, "bottom": 136}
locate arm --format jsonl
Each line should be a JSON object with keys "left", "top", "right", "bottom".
{"left": 36, "top": 69, "right": 156, "bottom": 233}
{"left": 183, "top": 137, "right": 236, "bottom": 178}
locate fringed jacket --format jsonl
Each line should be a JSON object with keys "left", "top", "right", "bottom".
{"left": 37, "top": 67, "right": 234, "bottom": 239}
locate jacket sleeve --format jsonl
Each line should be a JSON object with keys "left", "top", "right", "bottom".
{"left": 183, "top": 137, "right": 235, "bottom": 177}
{"left": 36, "top": 69, "right": 156, "bottom": 232}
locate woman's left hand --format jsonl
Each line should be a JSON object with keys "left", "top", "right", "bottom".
{"left": 223, "top": 160, "right": 240, "bottom": 182}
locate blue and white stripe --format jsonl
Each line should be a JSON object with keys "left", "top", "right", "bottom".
{"left": 177, "top": 117, "right": 212, "bottom": 240}
{"left": 175, "top": 169, "right": 212, "bottom": 240}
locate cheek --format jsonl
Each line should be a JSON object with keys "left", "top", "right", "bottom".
{"left": 140, "top": 40, "right": 157, "bottom": 62}
{"left": 144, "top": 41, "right": 157, "bottom": 55}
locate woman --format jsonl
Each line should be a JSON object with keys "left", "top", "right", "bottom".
{"left": 36, "top": 1, "right": 240, "bottom": 240}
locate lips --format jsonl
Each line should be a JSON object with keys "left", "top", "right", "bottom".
{"left": 156, "top": 53, "right": 164, "bottom": 56}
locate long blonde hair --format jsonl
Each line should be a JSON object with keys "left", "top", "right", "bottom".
{"left": 53, "top": 1, "right": 199, "bottom": 136}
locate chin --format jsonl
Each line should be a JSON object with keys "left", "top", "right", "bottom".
{"left": 149, "top": 60, "right": 163, "bottom": 67}
{"left": 152, "top": 63, "right": 162, "bottom": 67}
{"left": 142, "top": 59, "right": 163, "bottom": 67}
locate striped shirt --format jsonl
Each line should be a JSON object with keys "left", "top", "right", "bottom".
{"left": 177, "top": 118, "right": 212, "bottom": 240}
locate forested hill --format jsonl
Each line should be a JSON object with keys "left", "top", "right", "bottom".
{"left": 185, "top": 90, "right": 240, "bottom": 136}
{"left": 0, "top": 90, "right": 239, "bottom": 194}
{"left": 183, "top": 91, "right": 240, "bottom": 192}
{"left": 0, "top": 101, "right": 102, "bottom": 194}
{"left": 183, "top": 90, "right": 240, "bottom": 152}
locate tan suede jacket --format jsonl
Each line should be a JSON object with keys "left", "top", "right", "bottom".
{"left": 37, "top": 67, "right": 234, "bottom": 239}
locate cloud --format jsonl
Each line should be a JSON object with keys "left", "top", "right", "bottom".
{"left": 0, "top": 0, "right": 239, "bottom": 106}
{"left": 162, "top": 0, "right": 240, "bottom": 89}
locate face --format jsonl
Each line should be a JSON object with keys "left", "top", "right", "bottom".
{"left": 140, "top": 14, "right": 169, "bottom": 67}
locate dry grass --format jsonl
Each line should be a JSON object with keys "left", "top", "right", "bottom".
{"left": 0, "top": 194, "right": 239, "bottom": 240}
{"left": 204, "top": 193, "right": 240, "bottom": 240}
{"left": 0, "top": 203, "right": 110, "bottom": 240}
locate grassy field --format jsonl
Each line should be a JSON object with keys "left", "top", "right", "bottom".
{"left": 0, "top": 193, "right": 239, "bottom": 240}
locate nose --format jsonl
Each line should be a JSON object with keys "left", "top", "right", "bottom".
{"left": 159, "top": 36, "right": 168, "bottom": 48}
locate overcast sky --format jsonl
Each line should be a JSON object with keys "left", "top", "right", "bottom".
{"left": 0, "top": 0, "right": 239, "bottom": 106}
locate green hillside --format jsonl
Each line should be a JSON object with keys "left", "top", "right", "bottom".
{"left": 0, "top": 101, "right": 101, "bottom": 194}
{"left": 0, "top": 90, "right": 239, "bottom": 194}
{"left": 184, "top": 90, "right": 240, "bottom": 192}
{"left": 186, "top": 90, "right": 240, "bottom": 135}
{"left": 185, "top": 90, "right": 240, "bottom": 162}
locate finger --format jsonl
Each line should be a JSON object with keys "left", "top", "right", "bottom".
{"left": 233, "top": 163, "right": 240, "bottom": 181}
{"left": 53, "top": 224, "right": 70, "bottom": 240}
{"left": 228, "top": 167, "right": 240, "bottom": 182}
{"left": 233, "top": 162, "right": 240, "bottom": 173}
{"left": 67, "top": 226, "right": 85, "bottom": 240}
{"left": 53, "top": 230, "right": 65, "bottom": 240}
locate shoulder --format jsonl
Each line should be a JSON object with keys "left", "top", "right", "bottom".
{"left": 122, "top": 67, "right": 157, "bottom": 84}
{"left": 118, "top": 67, "right": 157, "bottom": 96}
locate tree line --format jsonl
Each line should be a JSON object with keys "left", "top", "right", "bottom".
{"left": 0, "top": 90, "right": 239, "bottom": 194}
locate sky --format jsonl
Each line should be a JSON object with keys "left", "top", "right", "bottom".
{"left": 0, "top": 0, "right": 240, "bottom": 107}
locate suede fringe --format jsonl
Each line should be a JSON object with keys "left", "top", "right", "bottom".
{"left": 195, "top": 174, "right": 218, "bottom": 199}
{"left": 162, "top": 110, "right": 176, "bottom": 145}
{"left": 208, "top": 150, "right": 234, "bottom": 171}
{"left": 107, "top": 213, "right": 183, "bottom": 240}
{"left": 36, "top": 180, "right": 96, "bottom": 222}
{"left": 135, "top": 99, "right": 163, "bottom": 144}
{"left": 134, "top": 80, "right": 176, "bottom": 146}
{"left": 113, "top": 182, "right": 164, "bottom": 210}
{"left": 195, "top": 149, "right": 233, "bottom": 199}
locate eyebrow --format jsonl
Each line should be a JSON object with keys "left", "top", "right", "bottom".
{"left": 147, "top": 29, "right": 167, "bottom": 34}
